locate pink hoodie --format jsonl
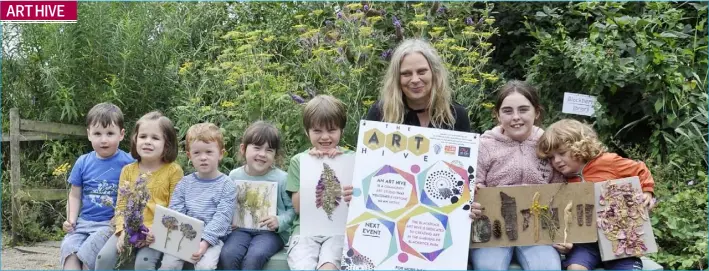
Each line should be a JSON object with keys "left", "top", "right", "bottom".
{"left": 476, "top": 126, "right": 564, "bottom": 187}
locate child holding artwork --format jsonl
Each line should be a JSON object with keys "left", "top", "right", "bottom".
{"left": 219, "top": 121, "right": 295, "bottom": 270}
{"left": 60, "top": 103, "right": 134, "bottom": 270}
{"left": 286, "top": 94, "right": 354, "bottom": 270}
{"left": 94, "top": 111, "right": 184, "bottom": 270}
{"left": 468, "top": 80, "right": 564, "bottom": 270}
{"left": 536, "top": 119, "right": 656, "bottom": 270}
{"left": 159, "top": 123, "right": 236, "bottom": 270}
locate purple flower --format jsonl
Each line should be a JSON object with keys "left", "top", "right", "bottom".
{"left": 325, "top": 20, "right": 333, "bottom": 26}
{"left": 437, "top": 6, "right": 447, "bottom": 14}
{"left": 289, "top": 93, "right": 305, "bottom": 104}
{"left": 393, "top": 16, "right": 401, "bottom": 28}
{"left": 465, "top": 17, "right": 474, "bottom": 26}
{"left": 363, "top": 4, "right": 369, "bottom": 11}
{"left": 380, "top": 49, "right": 392, "bottom": 60}
{"left": 337, "top": 11, "right": 343, "bottom": 19}
{"left": 478, "top": 17, "right": 484, "bottom": 25}
{"left": 127, "top": 225, "right": 148, "bottom": 245}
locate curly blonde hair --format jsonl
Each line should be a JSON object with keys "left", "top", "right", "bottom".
{"left": 379, "top": 38, "right": 454, "bottom": 128}
{"left": 537, "top": 119, "right": 606, "bottom": 162}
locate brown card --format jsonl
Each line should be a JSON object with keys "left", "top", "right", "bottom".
{"left": 470, "top": 183, "right": 598, "bottom": 248}
{"left": 595, "top": 177, "right": 658, "bottom": 261}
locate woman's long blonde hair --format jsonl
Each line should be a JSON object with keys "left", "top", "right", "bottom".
{"left": 379, "top": 38, "right": 455, "bottom": 128}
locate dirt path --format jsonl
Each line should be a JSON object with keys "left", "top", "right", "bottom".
{"left": 2, "top": 241, "right": 61, "bottom": 270}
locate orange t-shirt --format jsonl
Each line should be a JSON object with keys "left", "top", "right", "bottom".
{"left": 567, "top": 152, "right": 655, "bottom": 193}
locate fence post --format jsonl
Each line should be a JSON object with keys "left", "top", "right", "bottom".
{"left": 9, "top": 108, "right": 21, "bottom": 245}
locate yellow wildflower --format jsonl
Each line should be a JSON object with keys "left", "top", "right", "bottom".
{"left": 482, "top": 102, "right": 494, "bottom": 109}
{"left": 200, "top": 106, "right": 212, "bottom": 112}
{"left": 433, "top": 27, "right": 446, "bottom": 32}
{"left": 246, "top": 30, "right": 262, "bottom": 37}
{"left": 220, "top": 101, "right": 235, "bottom": 108}
{"left": 462, "top": 78, "right": 480, "bottom": 84}
{"left": 350, "top": 12, "right": 364, "bottom": 19}
{"left": 411, "top": 21, "right": 429, "bottom": 28}
{"left": 462, "top": 30, "right": 476, "bottom": 38}
{"left": 448, "top": 18, "right": 460, "bottom": 24}
{"left": 358, "top": 44, "right": 374, "bottom": 52}
{"left": 485, "top": 18, "right": 496, "bottom": 25}
{"left": 263, "top": 36, "right": 275, "bottom": 43}
{"left": 52, "top": 163, "right": 71, "bottom": 176}
{"left": 415, "top": 14, "right": 425, "bottom": 20}
{"left": 442, "top": 38, "right": 456, "bottom": 44}
{"left": 450, "top": 46, "right": 467, "bottom": 52}
{"left": 359, "top": 27, "right": 373, "bottom": 37}
{"left": 312, "top": 9, "right": 324, "bottom": 16}
{"left": 412, "top": 3, "right": 425, "bottom": 8}
{"left": 292, "top": 24, "right": 308, "bottom": 32}
{"left": 300, "top": 29, "right": 320, "bottom": 39}
{"left": 294, "top": 15, "right": 304, "bottom": 20}
{"left": 220, "top": 62, "right": 234, "bottom": 70}
{"left": 363, "top": 99, "right": 374, "bottom": 106}
{"left": 480, "top": 42, "right": 492, "bottom": 49}
{"left": 367, "top": 16, "right": 382, "bottom": 24}
{"left": 336, "top": 40, "right": 348, "bottom": 47}
{"left": 352, "top": 68, "right": 366, "bottom": 74}
{"left": 189, "top": 97, "right": 201, "bottom": 104}
{"left": 428, "top": 31, "right": 442, "bottom": 38}
{"left": 236, "top": 45, "right": 252, "bottom": 52}
{"left": 480, "top": 32, "right": 493, "bottom": 38}
{"left": 178, "top": 62, "right": 193, "bottom": 76}
{"left": 346, "top": 3, "right": 363, "bottom": 10}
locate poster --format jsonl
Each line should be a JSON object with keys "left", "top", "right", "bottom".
{"left": 300, "top": 153, "right": 355, "bottom": 236}
{"left": 595, "top": 177, "right": 658, "bottom": 261}
{"left": 232, "top": 180, "right": 278, "bottom": 230}
{"left": 149, "top": 205, "right": 204, "bottom": 264}
{"left": 342, "top": 120, "right": 478, "bottom": 270}
{"left": 470, "top": 183, "right": 597, "bottom": 248}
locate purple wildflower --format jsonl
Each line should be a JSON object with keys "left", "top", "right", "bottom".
{"left": 466, "top": 17, "right": 474, "bottom": 26}
{"left": 437, "top": 6, "right": 447, "bottom": 14}
{"left": 393, "top": 16, "right": 401, "bottom": 28}
{"left": 363, "top": 4, "right": 369, "bottom": 11}
{"left": 380, "top": 49, "right": 392, "bottom": 60}
{"left": 325, "top": 20, "right": 333, "bottom": 26}
{"left": 337, "top": 11, "right": 343, "bottom": 19}
{"left": 289, "top": 93, "right": 305, "bottom": 104}
{"left": 478, "top": 17, "right": 484, "bottom": 25}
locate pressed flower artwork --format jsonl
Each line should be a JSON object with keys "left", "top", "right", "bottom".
{"left": 232, "top": 180, "right": 277, "bottom": 230}
{"left": 594, "top": 177, "right": 658, "bottom": 261}
{"left": 149, "top": 205, "right": 204, "bottom": 264}
{"left": 300, "top": 154, "right": 354, "bottom": 236}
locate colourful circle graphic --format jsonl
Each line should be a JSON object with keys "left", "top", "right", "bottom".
{"left": 398, "top": 253, "right": 408, "bottom": 263}
{"left": 353, "top": 188, "right": 362, "bottom": 197}
{"left": 411, "top": 165, "right": 421, "bottom": 174}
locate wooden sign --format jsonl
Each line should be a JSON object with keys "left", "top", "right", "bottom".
{"left": 470, "top": 183, "right": 598, "bottom": 248}
{"left": 595, "top": 177, "right": 658, "bottom": 261}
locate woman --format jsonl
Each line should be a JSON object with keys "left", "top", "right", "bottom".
{"left": 366, "top": 38, "right": 471, "bottom": 132}
{"left": 468, "top": 80, "right": 564, "bottom": 270}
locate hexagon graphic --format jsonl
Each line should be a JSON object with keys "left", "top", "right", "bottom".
{"left": 385, "top": 131, "right": 407, "bottom": 153}
{"left": 396, "top": 205, "right": 453, "bottom": 262}
{"left": 417, "top": 160, "right": 471, "bottom": 214}
{"left": 361, "top": 165, "right": 418, "bottom": 219}
{"left": 343, "top": 213, "right": 398, "bottom": 268}
{"left": 407, "top": 134, "right": 430, "bottom": 156}
{"left": 363, "top": 128, "right": 385, "bottom": 150}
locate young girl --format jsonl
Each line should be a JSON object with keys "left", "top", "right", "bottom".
{"left": 94, "top": 111, "right": 184, "bottom": 270}
{"left": 536, "top": 119, "right": 656, "bottom": 270}
{"left": 468, "top": 80, "right": 564, "bottom": 270}
{"left": 219, "top": 121, "right": 295, "bottom": 270}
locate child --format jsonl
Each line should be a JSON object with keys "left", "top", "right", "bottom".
{"left": 536, "top": 119, "right": 656, "bottom": 270}
{"left": 59, "top": 103, "right": 134, "bottom": 270}
{"left": 159, "top": 123, "right": 236, "bottom": 270}
{"left": 467, "top": 80, "right": 563, "bottom": 270}
{"left": 286, "top": 95, "right": 353, "bottom": 270}
{"left": 94, "top": 111, "right": 184, "bottom": 270}
{"left": 219, "top": 121, "right": 295, "bottom": 270}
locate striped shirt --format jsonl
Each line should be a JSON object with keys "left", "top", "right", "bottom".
{"left": 168, "top": 173, "right": 236, "bottom": 246}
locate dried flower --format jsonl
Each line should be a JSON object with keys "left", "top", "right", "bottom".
{"left": 178, "top": 223, "right": 197, "bottom": 251}
{"left": 597, "top": 182, "right": 649, "bottom": 257}
{"left": 114, "top": 174, "right": 151, "bottom": 268}
{"left": 161, "top": 215, "right": 179, "bottom": 248}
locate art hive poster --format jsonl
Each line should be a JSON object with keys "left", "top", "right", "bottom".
{"left": 149, "top": 205, "right": 204, "bottom": 263}
{"left": 232, "top": 180, "right": 278, "bottom": 230}
{"left": 470, "top": 183, "right": 598, "bottom": 248}
{"left": 300, "top": 153, "right": 355, "bottom": 236}
{"left": 342, "top": 120, "right": 479, "bottom": 270}
{"left": 595, "top": 177, "right": 657, "bottom": 261}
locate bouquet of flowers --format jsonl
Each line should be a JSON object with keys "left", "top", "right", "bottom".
{"left": 115, "top": 173, "right": 151, "bottom": 269}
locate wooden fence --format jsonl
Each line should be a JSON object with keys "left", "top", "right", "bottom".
{"left": 3, "top": 108, "right": 85, "bottom": 245}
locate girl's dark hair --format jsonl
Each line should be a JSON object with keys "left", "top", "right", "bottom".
{"left": 240, "top": 121, "right": 283, "bottom": 165}
{"left": 130, "top": 111, "right": 178, "bottom": 163}
{"left": 493, "top": 80, "right": 544, "bottom": 125}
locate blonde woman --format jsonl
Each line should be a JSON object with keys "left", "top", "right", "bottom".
{"left": 366, "top": 38, "right": 471, "bottom": 132}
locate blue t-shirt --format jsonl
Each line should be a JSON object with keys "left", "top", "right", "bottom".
{"left": 68, "top": 149, "right": 135, "bottom": 222}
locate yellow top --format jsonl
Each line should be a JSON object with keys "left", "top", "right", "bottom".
{"left": 112, "top": 162, "right": 183, "bottom": 235}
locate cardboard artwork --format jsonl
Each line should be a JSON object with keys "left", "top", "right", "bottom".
{"left": 232, "top": 180, "right": 278, "bottom": 230}
{"left": 595, "top": 177, "right": 658, "bottom": 261}
{"left": 342, "top": 120, "right": 479, "bottom": 270}
{"left": 300, "top": 153, "right": 355, "bottom": 236}
{"left": 149, "top": 205, "right": 204, "bottom": 264}
{"left": 470, "top": 183, "right": 598, "bottom": 248}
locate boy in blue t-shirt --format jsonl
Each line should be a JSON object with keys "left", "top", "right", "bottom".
{"left": 59, "top": 103, "right": 134, "bottom": 270}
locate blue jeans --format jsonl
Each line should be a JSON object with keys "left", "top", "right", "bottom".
{"left": 469, "top": 245, "right": 561, "bottom": 270}
{"left": 219, "top": 229, "right": 284, "bottom": 270}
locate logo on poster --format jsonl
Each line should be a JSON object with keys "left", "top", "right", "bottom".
{"left": 458, "top": 147, "right": 471, "bottom": 157}
{"left": 433, "top": 144, "right": 442, "bottom": 154}
{"left": 361, "top": 126, "right": 430, "bottom": 160}
{"left": 444, "top": 145, "right": 456, "bottom": 155}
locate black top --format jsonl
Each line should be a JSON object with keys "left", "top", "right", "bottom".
{"left": 365, "top": 100, "right": 471, "bottom": 132}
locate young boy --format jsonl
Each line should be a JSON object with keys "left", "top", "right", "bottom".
{"left": 158, "top": 123, "right": 236, "bottom": 270}
{"left": 60, "top": 102, "right": 134, "bottom": 270}
{"left": 286, "top": 95, "right": 354, "bottom": 270}
{"left": 536, "top": 119, "right": 656, "bottom": 270}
